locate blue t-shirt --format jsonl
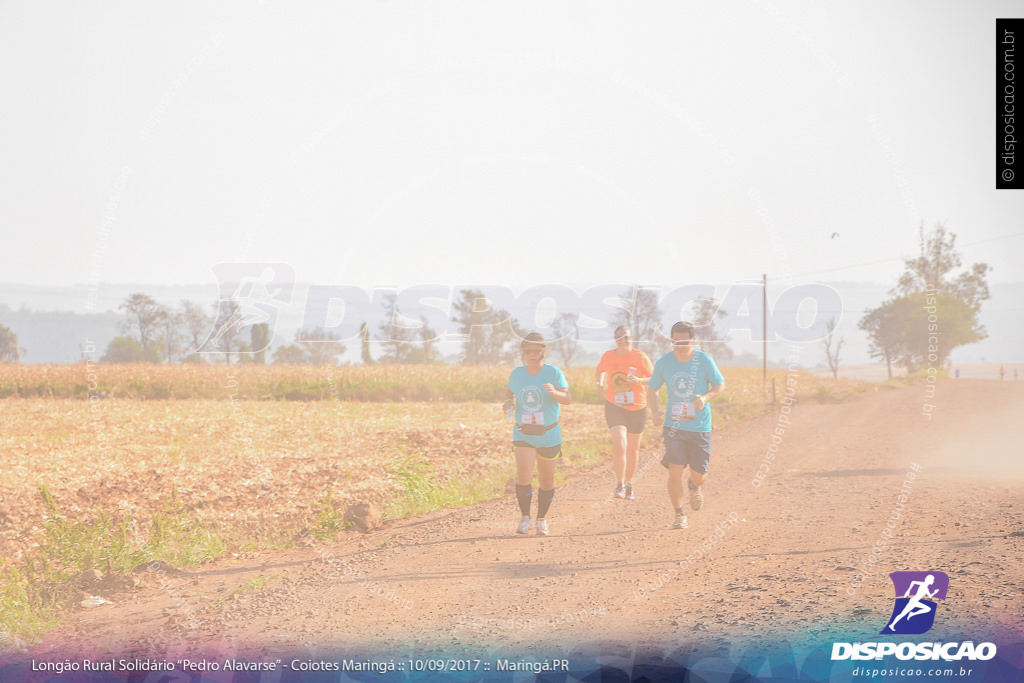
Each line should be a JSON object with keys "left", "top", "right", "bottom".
{"left": 648, "top": 350, "right": 724, "bottom": 433}
{"left": 508, "top": 363, "right": 569, "bottom": 448}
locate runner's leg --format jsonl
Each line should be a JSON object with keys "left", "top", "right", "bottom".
{"left": 514, "top": 447, "right": 537, "bottom": 517}
{"left": 536, "top": 456, "right": 558, "bottom": 518}
{"left": 625, "top": 431, "right": 642, "bottom": 483}
{"left": 610, "top": 425, "right": 627, "bottom": 484}
{"left": 667, "top": 463, "right": 687, "bottom": 510}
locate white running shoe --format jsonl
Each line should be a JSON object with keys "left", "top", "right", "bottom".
{"left": 689, "top": 484, "right": 704, "bottom": 511}
{"left": 672, "top": 511, "right": 689, "bottom": 529}
{"left": 515, "top": 516, "right": 532, "bottom": 534}
{"left": 535, "top": 518, "right": 549, "bottom": 535}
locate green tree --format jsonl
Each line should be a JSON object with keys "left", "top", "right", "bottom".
{"left": 0, "top": 324, "right": 21, "bottom": 363}
{"left": 272, "top": 343, "right": 308, "bottom": 365}
{"left": 861, "top": 224, "right": 990, "bottom": 373}
{"left": 451, "top": 289, "right": 525, "bottom": 365}
{"left": 298, "top": 327, "right": 346, "bottom": 366}
{"left": 102, "top": 336, "right": 161, "bottom": 363}
{"left": 898, "top": 293, "right": 978, "bottom": 370}
{"left": 378, "top": 295, "right": 439, "bottom": 364}
{"left": 858, "top": 301, "right": 906, "bottom": 379}
{"left": 895, "top": 224, "right": 991, "bottom": 311}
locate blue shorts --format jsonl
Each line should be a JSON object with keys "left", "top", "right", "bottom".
{"left": 661, "top": 427, "right": 712, "bottom": 474}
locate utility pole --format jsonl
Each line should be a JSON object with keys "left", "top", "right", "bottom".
{"left": 763, "top": 273, "right": 767, "bottom": 387}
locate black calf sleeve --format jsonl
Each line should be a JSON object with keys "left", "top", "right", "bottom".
{"left": 537, "top": 488, "right": 555, "bottom": 518}
{"left": 515, "top": 484, "right": 533, "bottom": 517}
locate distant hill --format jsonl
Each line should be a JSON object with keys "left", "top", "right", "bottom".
{"left": 0, "top": 305, "right": 121, "bottom": 364}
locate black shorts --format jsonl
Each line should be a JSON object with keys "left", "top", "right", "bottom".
{"left": 512, "top": 441, "right": 563, "bottom": 460}
{"left": 604, "top": 402, "right": 648, "bottom": 434}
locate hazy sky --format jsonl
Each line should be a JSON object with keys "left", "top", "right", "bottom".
{"left": 1, "top": 1, "right": 1021, "bottom": 295}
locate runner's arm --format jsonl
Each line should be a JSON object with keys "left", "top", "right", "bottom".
{"left": 647, "top": 386, "right": 660, "bottom": 419}
{"left": 695, "top": 382, "right": 725, "bottom": 410}
{"left": 542, "top": 383, "right": 572, "bottom": 405}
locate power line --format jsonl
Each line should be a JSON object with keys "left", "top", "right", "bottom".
{"left": 785, "top": 257, "right": 902, "bottom": 279}
{"left": 779, "top": 231, "right": 1024, "bottom": 280}
{"left": 959, "top": 231, "right": 1024, "bottom": 248}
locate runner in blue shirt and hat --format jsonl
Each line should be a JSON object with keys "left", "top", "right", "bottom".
{"left": 649, "top": 322, "right": 726, "bottom": 530}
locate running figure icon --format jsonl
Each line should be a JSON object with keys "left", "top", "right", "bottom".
{"left": 887, "top": 574, "right": 938, "bottom": 631}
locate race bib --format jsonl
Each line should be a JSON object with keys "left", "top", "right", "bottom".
{"left": 614, "top": 391, "right": 635, "bottom": 406}
{"left": 671, "top": 402, "right": 697, "bottom": 421}
{"left": 520, "top": 411, "right": 546, "bottom": 426}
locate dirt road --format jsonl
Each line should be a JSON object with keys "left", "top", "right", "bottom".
{"left": 20, "top": 380, "right": 1024, "bottom": 667}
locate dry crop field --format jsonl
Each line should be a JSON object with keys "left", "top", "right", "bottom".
{"left": 0, "top": 363, "right": 874, "bottom": 643}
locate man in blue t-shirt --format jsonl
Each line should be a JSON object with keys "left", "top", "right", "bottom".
{"left": 648, "top": 321, "right": 726, "bottom": 530}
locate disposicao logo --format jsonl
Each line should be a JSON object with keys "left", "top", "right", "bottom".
{"left": 881, "top": 571, "right": 948, "bottom": 635}
{"left": 831, "top": 571, "right": 997, "bottom": 662}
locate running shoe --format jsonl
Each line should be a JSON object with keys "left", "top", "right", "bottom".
{"left": 612, "top": 483, "right": 626, "bottom": 499}
{"left": 624, "top": 483, "right": 635, "bottom": 500}
{"left": 689, "top": 484, "right": 704, "bottom": 511}
{"left": 672, "top": 511, "right": 688, "bottom": 529}
{"left": 515, "top": 516, "right": 531, "bottom": 534}
{"left": 535, "top": 518, "right": 549, "bottom": 536}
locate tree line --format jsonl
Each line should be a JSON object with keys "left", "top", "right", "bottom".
{"left": 3, "top": 225, "right": 984, "bottom": 372}
{"left": 79, "top": 287, "right": 735, "bottom": 367}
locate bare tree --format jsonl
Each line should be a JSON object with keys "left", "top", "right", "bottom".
{"left": 614, "top": 285, "right": 670, "bottom": 358}
{"left": 179, "top": 299, "right": 213, "bottom": 357}
{"left": 548, "top": 312, "right": 580, "bottom": 368}
{"left": 360, "top": 322, "right": 375, "bottom": 365}
{"left": 822, "top": 316, "right": 844, "bottom": 379}
{"left": 201, "top": 299, "right": 244, "bottom": 364}
{"left": 154, "top": 308, "right": 185, "bottom": 364}
{"left": 119, "top": 293, "right": 167, "bottom": 351}
{"left": 692, "top": 298, "right": 734, "bottom": 362}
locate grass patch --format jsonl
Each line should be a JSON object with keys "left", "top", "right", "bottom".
{"left": 383, "top": 456, "right": 448, "bottom": 519}
{"left": 0, "top": 365, "right": 606, "bottom": 403}
{"left": 231, "top": 574, "right": 277, "bottom": 595}
{"left": 380, "top": 430, "right": 612, "bottom": 522}
{"left": 310, "top": 489, "right": 351, "bottom": 540}
{"left": 0, "top": 486, "right": 224, "bottom": 648}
